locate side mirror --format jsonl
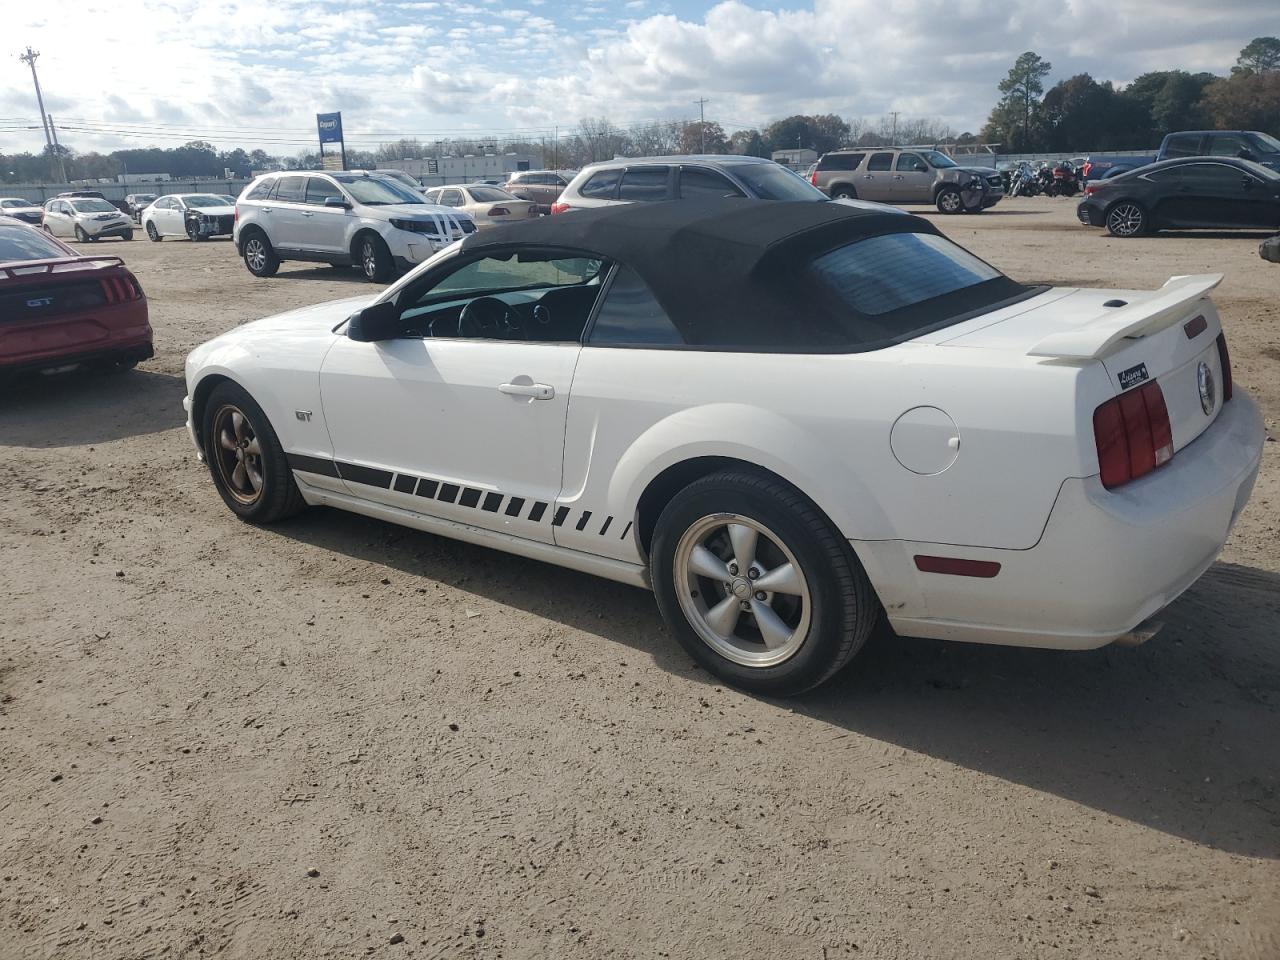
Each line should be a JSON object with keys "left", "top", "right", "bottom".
{"left": 325, "top": 196, "right": 351, "bottom": 208}
{"left": 347, "top": 300, "right": 401, "bottom": 342}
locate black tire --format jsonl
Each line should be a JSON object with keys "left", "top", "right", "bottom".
{"left": 651, "top": 470, "right": 878, "bottom": 696}
{"left": 186, "top": 219, "right": 207, "bottom": 242}
{"left": 831, "top": 185, "right": 857, "bottom": 201}
{"left": 1105, "top": 200, "right": 1148, "bottom": 238}
{"left": 201, "top": 381, "right": 305, "bottom": 524}
{"left": 936, "top": 187, "right": 963, "bottom": 214}
{"left": 75, "top": 225, "right": 89, "bottom": 242}
{"left": 357, "top": 232, "right": 394, "bottom": 283}
{"left": 241, "top": 229, "right": 280, "bottom": 277}
{"left": 122, "top": 230, "right": 134, "bottom": 241}
{"left": 146, "top": 221, "right": 162, "bottom": 242}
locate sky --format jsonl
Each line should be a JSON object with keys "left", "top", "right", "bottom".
{"left": 1, "top": 0, "right": 1273, "bottom": 156}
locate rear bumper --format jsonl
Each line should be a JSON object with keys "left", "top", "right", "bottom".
{"left": 858, "top": 392, "right": 1265, "bottom": 649}
{"left": 0, "top": 301, "right": 153, "bottom": 372}
{"left": 1077, "top": 201, "right": 1104, "bottom": 227}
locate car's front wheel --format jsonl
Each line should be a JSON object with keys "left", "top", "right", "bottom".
{"left": 358, "top": 233, "right": 394, "bottom": 283}
{"left": 1105, "top": 201, "right": 1148, "bottom": 237}
{"left": 936, "top": 187, "right": 963, "bottom": 214}
{"left": 241, "top": 230, "right": 280, "bottom": 277}
{"left": 651, "top": 471, "right": 877, "bottom": 696}
{"left": 74, "top": 225, "right": 89, "bottom": 242}
{"left": 146, "top": 222, "right": 161, "bottom": 242}
{"left": 202, "top": 381, "right": 305, "bottom": 524}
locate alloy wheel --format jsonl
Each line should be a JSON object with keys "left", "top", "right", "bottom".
{"left": 362, "top": 239, "right": 377, "bottom": 279}
{"left": 1107, "top": 203, "right": 1143, "bottom": 236}
{"left": 211, "top": 404, "right": 265, "bottom": 505}
{"left": 673, "top": 513, "right": 812, "bottom": 668}
{"left": 939, "top": 191, "right": 962, "bottom": 213}
{"left": 245, "top": 238, "right": 267, "bottom": 272}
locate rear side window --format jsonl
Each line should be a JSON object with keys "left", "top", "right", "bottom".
{"left": 818, "top": 153, "right": 863, "bottom": 171}
{"left": 1208, "top": 134, "right": 1252, "bottom": 157}
{"left": 678, "top": 167, "right": 745, "bottom": 199}
{"left": 1163, "top": 135, "right": 1201, "bottom": 158}
{"left": 589, "top": 265, "right": 684, "bottom": 345}
{"left": 867, "top": 153, "right": 894, "bottom": 171}
{"left": 801, "top": 232, "right": 1026, "bottom": 347}
{"left": 274, "top": 176, "right": 306, "bottom": 202}
{"left": 619, "top": 167, "right": 669, "bottom": 202}
{"left": 246, "top": 179, "right": 274, "bottom": 200}
{"left": 579, "top": 168, "right": 622, "bottom": 199}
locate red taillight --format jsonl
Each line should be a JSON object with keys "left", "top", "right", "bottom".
{"left": 101, "top": 271, "right": 141, "bottom": 304}
{"left": 1093, "top": 380, "right": 1174, "bottom": 489}
{"left": 234, "top": 204, "right": 239, "bottom": 223}
{"left": 1216, "top": 332, "right": 1233, "bottom": 403}
{"left": 550, "top": 201, "right": 570, "bottom": 214}
{"left": 810, "top": 169, "right": 818, "bottom": 186}
{"left": 1084, "top": 184, "right": 1099, "bottom": 197}
{"left": 487, "top": 206, "right": 509, "bottom": 216}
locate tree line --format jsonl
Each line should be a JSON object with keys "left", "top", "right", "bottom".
{"left": 2, "top": 36, "right": 1276, "bottom": 184}
{"left": 983, "top": 37, "right": 1279, "bottom": 153}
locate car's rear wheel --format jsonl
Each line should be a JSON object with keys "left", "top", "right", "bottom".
{"left": 358, "top": 233, "right": 394, "bottom": 283}
{"left": 651, "top": 471, "right": 877, "bottom": 696}
{"left": 1105, "top": 201, "right": 1147, "bottom": 237}
{"left": 146, "top": 222, "right": 161, "bottom": 242}
{"left": 241, "top": 231, "right": 280, "bottom": 277}
{"left": 936, "top": 187, "right": 963, "bottom": 214}
{"left": 831, "top": 186, "right": 857, "bottom": 201}
{"left": 202, "top": 381, "right": 305, "bottom": 524}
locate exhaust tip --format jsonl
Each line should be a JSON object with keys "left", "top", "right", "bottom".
{"left": 1112, "top": 618, "right": 1164, "bottom": 648}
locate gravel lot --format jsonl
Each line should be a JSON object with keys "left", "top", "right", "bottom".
{"left": 2, "top": 198, "right": 1278, "bottom": 960}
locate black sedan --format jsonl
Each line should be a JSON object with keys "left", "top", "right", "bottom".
{"left": 1077, "top": 157, "right": 1280, "bottom": 237}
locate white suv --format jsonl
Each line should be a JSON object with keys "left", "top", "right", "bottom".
{"left": 233, "top": 171, "right": 476, "bottom": 282}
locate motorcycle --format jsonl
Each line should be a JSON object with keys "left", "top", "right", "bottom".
{"left": 1049, "top": 160, "right": 1080, "bottom": 197}
{"left": 1008, "top": 162, "right": 1040, "bottom": 197}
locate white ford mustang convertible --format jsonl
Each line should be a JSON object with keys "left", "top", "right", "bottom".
{"left": 184, "top": 200, "right": 1264, "bottom": 694}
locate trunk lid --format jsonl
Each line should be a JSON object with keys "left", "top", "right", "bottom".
{"left": 933, "top": 275, "right": 1228, "bottom": 455}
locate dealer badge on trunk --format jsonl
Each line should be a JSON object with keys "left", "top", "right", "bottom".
{"left": 1197, "top": 361, "right": 1215, "bottom": 415}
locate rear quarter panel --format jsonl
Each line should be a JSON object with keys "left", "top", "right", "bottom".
{"left": 557, "top": 342, "right": 1110, "bottom": 562}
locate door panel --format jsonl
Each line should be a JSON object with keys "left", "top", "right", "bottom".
{"left": 892, "top": 153, "right": 932, "bottom": 203}
{"left": 858, "top": 153, "right": 895, "bottom": 201}
{"left": 318, "top": 337, "right": 580, "bottom": 544}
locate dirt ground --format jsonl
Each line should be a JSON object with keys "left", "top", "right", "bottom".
{"left": 2, "top": 198, "right": 1278, "bottom": 960}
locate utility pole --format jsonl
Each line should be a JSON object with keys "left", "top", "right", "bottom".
{"left": 889, "top": 111, "right": 900, "bottom": 145}
{"left": 19, "top": 47, "right": 58, "bottom": 177}
{"left": 694, "top": 97, "right": 710, "bottom": 153}
{"left": 47, "top": 114, "right": 68, "bottom": 182}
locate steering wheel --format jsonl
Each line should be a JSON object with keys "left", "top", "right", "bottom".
{"left": 458, "top": 296, "right": 524, "bottom": 340}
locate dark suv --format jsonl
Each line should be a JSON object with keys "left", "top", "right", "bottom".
{"left": 1157, "top": 131, "right": 1280, "bottom": 171}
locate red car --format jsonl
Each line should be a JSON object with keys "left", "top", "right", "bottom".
{"left": 0, "top": 216, "right": 152, "bottom": 376}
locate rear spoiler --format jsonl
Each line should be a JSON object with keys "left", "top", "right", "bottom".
{"left": 1027, "top": 274, "right": 1222, "bottom": 360}
{"left": 0, "top": 255, "right": 126, "bottom": 281}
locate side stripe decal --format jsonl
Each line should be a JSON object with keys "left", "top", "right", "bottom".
{"left": 286, "top": 453, "right": 631, "bottom": 541}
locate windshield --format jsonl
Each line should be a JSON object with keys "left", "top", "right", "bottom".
{"left": 184, "top": 194, "right": 230, "bottom": 209}
{"left": 726, "top": 163, "right": 826, "bottom": 201}
{"left": 0, "top": 223, "right": 69, "bottom": 261}
{"left": 333, "top": 173, "right": 424, "bottom": 206}
{"left": 468, "top": 186, "right": 515, "bottom": 202}
{"left": 1, "top": 199, "right": 33, "bottom": 208}
{"left": 923, "top": 150, "right": 958, "bottom": 168}
{"left": 1254, "top": 132, "right": 1280, "bottom": 153}
{"left": 70, "top": 199, "right": 117, "bottom": 213}
{"left": 135, "top": 195, "right": 157, "bottom": 202}
{"left": 416, "top": 252, "right": 605, "bottom": 306}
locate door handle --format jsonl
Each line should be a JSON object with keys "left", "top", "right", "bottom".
{"left": 892, "top": 175, "right": 904, "bottom": 180}
{"left": 863, "top": 175, "right": 874, "bottom": 179}
{"left": 499, "top": 382, "right": 554, "bottom": 400}
{"left": 301, "top": 211, "right": 314, "bottom": 217}
{"left": 261, "top": 207, "right": 273, "bottom": 213}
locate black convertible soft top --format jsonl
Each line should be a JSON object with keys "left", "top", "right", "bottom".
{"left": 454, "top": 199, "right": 1022, "bottom": 350}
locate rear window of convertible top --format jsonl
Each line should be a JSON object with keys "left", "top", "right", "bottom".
{"left": 800, "top": 232, "right": 1028, "bottom": 348}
